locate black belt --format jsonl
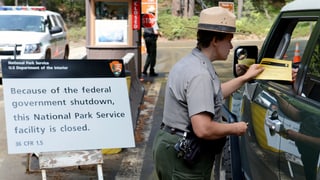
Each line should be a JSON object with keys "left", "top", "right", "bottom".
{"left": 160, "top": 123, "right": 186, "bottom": 136}
{"left": 143, "top": 34, "right": 158, "bottom": 38}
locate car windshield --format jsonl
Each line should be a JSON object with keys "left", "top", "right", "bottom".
{"left": 0, "top": 15, "right": 45, "bottom": 32}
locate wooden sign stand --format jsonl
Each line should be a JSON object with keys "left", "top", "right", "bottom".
{"left": 28, "top": 150, "right": 104, "bottom": 180}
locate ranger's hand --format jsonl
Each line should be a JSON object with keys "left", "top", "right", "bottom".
{"left": 233, "top": 122, "right": 248, "bottom": 136}
{"left": 243, "top": 64, "right": 264, "bottom": 81}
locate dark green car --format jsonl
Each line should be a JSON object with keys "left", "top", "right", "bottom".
{"left": 216, "top": 0, "right": 320, "bottom": 179}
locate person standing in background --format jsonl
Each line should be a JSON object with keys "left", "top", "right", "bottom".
{"left": 142, "top": 6, "right": 161, "bottom": 77}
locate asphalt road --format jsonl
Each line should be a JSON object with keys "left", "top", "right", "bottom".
{"left": 0, "top": 40, "right": 262, "bottom": 180}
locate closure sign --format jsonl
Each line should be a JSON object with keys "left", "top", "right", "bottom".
{"left": 1, "top": 60, "right": 135, "bottom": 154}
{"left": 142, "top": 13, "right": 155, "bottom": 28}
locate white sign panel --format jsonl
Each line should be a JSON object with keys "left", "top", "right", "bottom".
{"left": 1, "top": 60, "right": 135, "bottom": 154}
{"left": 95, "top": 20, "right": 128, "bottom": 45}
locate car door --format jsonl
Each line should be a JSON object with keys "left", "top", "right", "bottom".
{"left": 277, "top": 29, "right": 320, "bottom": 180}
{"left": 48, "top": 14, "right": 65, "bottom": 59}
{"left": 251, "top": 11, "right": 320, "bottom": 180}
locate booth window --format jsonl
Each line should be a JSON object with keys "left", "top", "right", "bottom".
{"left": 96, "top": 2, "right": 128, "bottom": 20}
{"left": 94, "top": 1, "right": 130, "bottom": 45}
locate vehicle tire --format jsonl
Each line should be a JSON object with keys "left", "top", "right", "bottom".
{"left": 213, "top": 137, "right": 232, "bottom": 180}
{"left": 63, "top": 46, "right": 69, "bottom": 59}
{"left": 45, "top": 50, "right": 51, "bottom": 60}
{"left": 213, "top": 136, "right": 245, "bottom": 180}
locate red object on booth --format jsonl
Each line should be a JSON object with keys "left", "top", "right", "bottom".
{"left": 142, "top": 13, "right": 155, "bottom": 28}
{"left": 132, "top": 0, "right": 140, "bottom": 30}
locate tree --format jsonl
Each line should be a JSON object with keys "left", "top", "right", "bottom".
{"left": 184, "top": 0, "right": 195, "bottom": 18}
{"left": 237, "top": 0, "right": 243, "bottom": 19}
{"left": 171, "top": 0, "right": 293, "bottom": 19}
{"left": 2, "top": 0, "right": 85, "bottom": 26}
{"left": 172, "top": 0, "right": 180, "bottom": 16}
{"left": 172, "top": 0, "right": 195, "bottom": 18}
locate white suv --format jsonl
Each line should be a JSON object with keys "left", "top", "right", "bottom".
{"left": 0, "top": 6, "right": 69, "bottom": 78}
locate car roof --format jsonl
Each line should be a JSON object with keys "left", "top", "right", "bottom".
{"left": 0, "top": 11, "right": 48, "bottom": 16}
{"left": 0, "top": 6, "right": 59, "bottom": 16}
{"left": 281, "top": 0, "right": 320, "bottom": 12}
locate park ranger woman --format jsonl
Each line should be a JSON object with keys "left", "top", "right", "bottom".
{"left": 152, "top": 6, "right": 264, "bottom": 179}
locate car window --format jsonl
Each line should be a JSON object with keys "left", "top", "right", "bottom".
{"left": 261, "top": 17, "right": 316, "bottom": 61}
{"left": 273, "top": 20, "right": 315, "bottom": 63}
{"left": 282, "top": 21, "right": 315, "bottom": 61}
{"left": 258, "top": 16, "right": 318, "bottom": 88}
{"left": 302, "top": 37, "right": 320, "bottom": 102}
{"left": 49, "top": 14, "right": 59, "bottom": 27}
{"left": 46, "top": 15, "right": 53, "bottom": 30}
{"left": 56, "top": 15, "right": 67, "bottom": 32}
{"left": 0, "top": 15, "right": 44, "bottom": 32}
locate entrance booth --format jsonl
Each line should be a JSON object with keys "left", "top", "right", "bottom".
{"left": 85, "top": 0, "right": 140, "bottom": 65}
{"left": 85, "top": 0, "right": 144, "bottom": 130}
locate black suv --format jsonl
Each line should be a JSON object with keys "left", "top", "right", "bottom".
{"left": 215, "top": 0, "right": 320, "bottom": 179}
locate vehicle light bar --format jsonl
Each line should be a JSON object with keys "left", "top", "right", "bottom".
{"left": 0, "top": 6, "right": 46, "bottom": 11}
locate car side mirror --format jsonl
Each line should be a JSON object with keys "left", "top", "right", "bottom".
{"left": 49, "top": 26, "right": 63, "bottom": 34}
{"left": 233, "top": 46, "right": 258, "bottom": 77}
{"left": 42, "top": 19, "right": 48, "bottom": 25}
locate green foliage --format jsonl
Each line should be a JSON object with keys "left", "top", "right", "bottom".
{"left": 309, "top": 42, "right": 320, "bottom": 76}
{"left": 236, "top": 12, "right": 276, "bottom": 37}
{"left": 158, "top": 14, "right": 198, "bottom": 40}
{"left": 54, "top": 1, "right": 86, "bottom": 25}
{"left": 3, "top": 0, "right": 40, "bottom": 6}
{"left": 68, "top": 26, "right": 86, "bottom": 42}
{"left": 1, "top": 0, "right": 298, "bottom": 41}
{"left": 3, "top": 0, "right": 85, "bottom": 25}
{"left": 292, "top": 22, "right": 315, "bottom": 38}
{"left": 158, "top": 10, "right": 278, "bottom": 40}
{"left": 241, "top": 0, "right": 256, "bottom": 18}
{"left": 157, "top": 0, "right": 283, "bottom": 40}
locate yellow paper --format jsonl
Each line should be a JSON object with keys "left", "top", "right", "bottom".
{"left": 255, "top": 58, "right": 292, "bottom": 81}
{"left": 238, "top": 58, "right": 255, "bottom": 66}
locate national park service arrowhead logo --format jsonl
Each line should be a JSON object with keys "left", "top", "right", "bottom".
{"left": 109, "top": 60, "right": 122, "bottom": 77}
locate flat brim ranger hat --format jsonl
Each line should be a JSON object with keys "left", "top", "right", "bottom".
{"left": 197, "top": 7, "right": 236, "bottom": 34}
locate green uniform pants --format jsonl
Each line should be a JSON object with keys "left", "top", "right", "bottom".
{"left": 152, "top": 129, "right": 215, "bottom": 180}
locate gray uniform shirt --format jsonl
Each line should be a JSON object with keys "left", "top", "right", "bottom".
{"left": 163, "top": 48, "right": 223, "bottom": 132}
